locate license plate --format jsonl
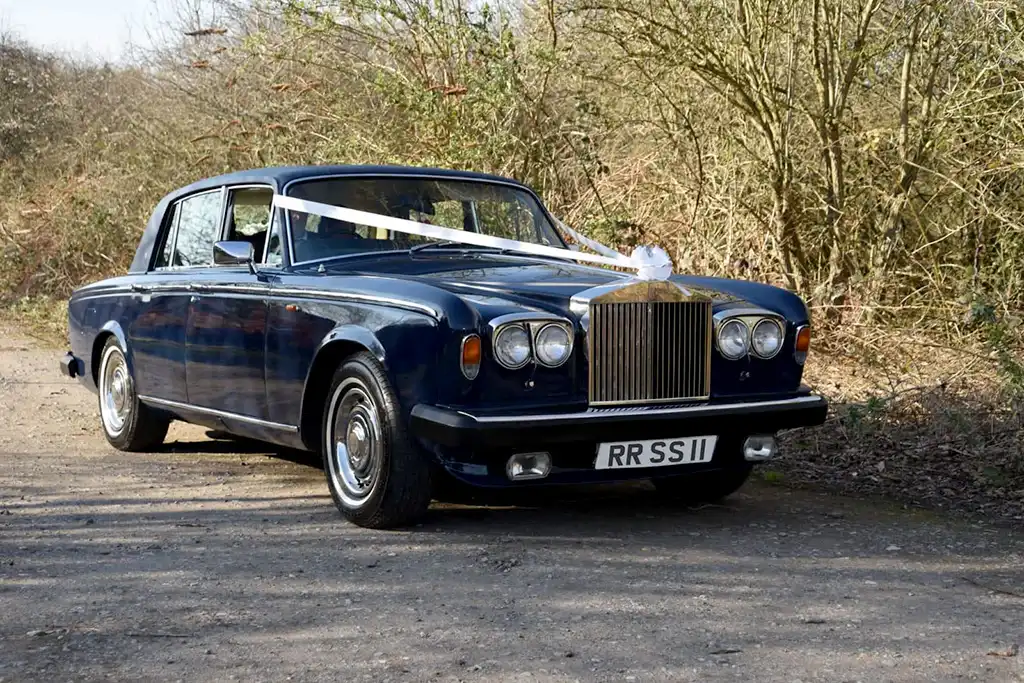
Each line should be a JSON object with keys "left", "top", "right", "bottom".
{"left": 595, "top": 436, "right": 718, "bottom": 470}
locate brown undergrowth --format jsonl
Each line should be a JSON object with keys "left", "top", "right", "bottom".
{"left": 779, "top": 330, "right": 1024, "bottom": 525}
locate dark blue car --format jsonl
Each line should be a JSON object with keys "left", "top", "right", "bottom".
{"left": 60, "top": 165, "right": 827, "bottom": 528}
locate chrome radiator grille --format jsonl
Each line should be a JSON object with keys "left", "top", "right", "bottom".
{"left": 588, "top": 300, "right": 712, "bottom": 405}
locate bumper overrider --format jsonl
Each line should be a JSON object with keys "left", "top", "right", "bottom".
{"left": 411, "top": 391, "right": 828, "bottom": 486}
{"left": 59, "top": 352, "right": 83, "bottom": 379}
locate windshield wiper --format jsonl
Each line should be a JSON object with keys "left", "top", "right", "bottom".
{"left": 409, "top": 240, "right": 459, "bottom": 253}
{"left": 409, "top": 240, "right": 500, "bottom": 254}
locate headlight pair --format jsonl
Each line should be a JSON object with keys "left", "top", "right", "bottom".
{"left": 492, "top": 316, "right": 573, "bottom": 369}
{"left": 716, "top": 315, "right": 784, "bottom": 360}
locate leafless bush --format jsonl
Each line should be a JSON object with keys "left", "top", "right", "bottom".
{"left": 0, "top": 33, "right": 61, "bottom": 163}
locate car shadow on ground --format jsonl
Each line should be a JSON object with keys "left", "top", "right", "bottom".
{"left": 157, "top": 432, "right": 747, "bottom": 526}
{"left": 127, "top": 433, "right": 947, "bottom": 538}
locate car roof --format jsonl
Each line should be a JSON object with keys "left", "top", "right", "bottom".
{"left": 129, "top": 165, "right": 536, "bottom": 274}
{"left": 168, "top": 165, "right": 529, "bottom": 201}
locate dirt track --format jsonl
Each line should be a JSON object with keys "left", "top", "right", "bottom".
{"left": 1, "top": 328, "right": 1022, "bottom": 682}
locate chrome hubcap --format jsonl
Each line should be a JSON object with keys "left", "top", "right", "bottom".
{"left": 100, "top": 346, "right": 132, "bottom": 436}
{"left": 327, "top": 379, "right": 383, "bottom": 507}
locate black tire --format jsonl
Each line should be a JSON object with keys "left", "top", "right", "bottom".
{"left": 321, "top": 351, "right": 432, "bottom": 528}
{"left": 652, "top": 464, "right": 753, "bottom": 504}
{"left": 96, "top": 337, "right": 169, "bottom": 451}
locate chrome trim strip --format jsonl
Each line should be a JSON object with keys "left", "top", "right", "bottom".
{"left": 712, "top": 307, "right": 782, "bottom": 321}
{"left": 462, "top": 395, "right": 824, "bottom": 424}
{"left": 270, "top": 287, "right": 441, "bottom": 319}
{"left": 72, "top": 283, "right": 441, "bottom": 317}
{"left": 487, "top": 311, "right": 572, "bottom": 331}
{"left": 138, "top": 395, "right": 298, "bottom": 432}
{"left": 569, "top": 279, "right": 697, "bottom": 319}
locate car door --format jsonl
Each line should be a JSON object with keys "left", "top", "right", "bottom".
{"left": 128, "top": 198, "right": 194, "bottom": 404}
{"left": 184, "top": 185, "right": 273, "bottom": 421}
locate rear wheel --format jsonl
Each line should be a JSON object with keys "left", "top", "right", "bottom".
{"left": 652, "top": 463, "right": 753, "bottom": 504}
{"left": 322, "top": 352, "right": 432, "bottom": 528}
{"left": 97, "top": 338, "right": 169, "bottom": 451}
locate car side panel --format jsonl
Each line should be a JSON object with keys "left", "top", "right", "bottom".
{"left": 68, "top": 275, "right": 190, "bottom": 404}
{"left": 264, "top": 296, "right": 443, "bottom": 429}
{"left": 184, "top": 269, "right": 270, "bottom": 419}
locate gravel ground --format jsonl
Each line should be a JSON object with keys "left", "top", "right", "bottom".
{"left": 1, "top": 329, "right": 1023, "bottom": 682}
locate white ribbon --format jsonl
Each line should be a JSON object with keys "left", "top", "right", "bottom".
{"left": 273, "top": 194, "right": 673, "bottom": 280}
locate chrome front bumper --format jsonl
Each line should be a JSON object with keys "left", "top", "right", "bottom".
{"left": 411, "top": 393, "right": 828, "bottom": 449}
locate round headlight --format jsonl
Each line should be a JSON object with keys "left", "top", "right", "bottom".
{"left": 751, "top": 319, "right": 783, "bottom": 358}
{"left": 535, "top": 323, "right": 572, "bottom": 367}
{"left": 493, "top": 325, "right": 531, "bottom": 369}
{"left": 717, "top": 319, "right": 750, "bottom": 360}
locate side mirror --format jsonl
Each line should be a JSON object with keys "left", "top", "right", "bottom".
{"left": 213, "top": 241, "right": 256, "bottom": 273}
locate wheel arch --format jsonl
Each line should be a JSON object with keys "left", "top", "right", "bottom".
{"left": 298, "top": 325, "right": 387, "bottom": 451}
{"left": 91, "top": 321, "right": 131, "bottom": 386}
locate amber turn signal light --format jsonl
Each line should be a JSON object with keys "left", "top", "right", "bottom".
{"left": 794, "top": 325, "right": 810, "bottom": 365}
{"left": 461, "top": 334, "right": 482, "bottom": 379}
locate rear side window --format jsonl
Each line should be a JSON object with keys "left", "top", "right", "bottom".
{"left": 153, "top": 204, "right": 180, "bottom": 269}
{"left": 172, "top": 191, "right": 223, "bottom": 267}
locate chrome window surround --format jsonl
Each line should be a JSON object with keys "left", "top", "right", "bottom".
{"left": 223, "top": 184, "right": 277, "bottom": 265}
{"left": 151, "top": 184, "right": 279, "bottom": 273}
{"left": 151, "top": 187, "right": 227, "bottom": 272}
{"left": 280, "top": 173, "right": 569, "bottom": 269}
{"left": 487, "top": 312, "right": 574, "bottom": 370}
{"left": 713, "top": 308, "right": 786, "bottom": 360}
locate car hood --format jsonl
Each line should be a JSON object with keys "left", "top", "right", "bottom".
{"left": 318, "top": 251, "right": 807, "bottom": 322}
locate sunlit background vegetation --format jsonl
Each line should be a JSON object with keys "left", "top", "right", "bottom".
{"left": 1, "top": 0, "right": 1022, "bottom": 517}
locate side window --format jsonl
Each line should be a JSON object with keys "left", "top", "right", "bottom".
{"left": 153, "top": 204, "right": 181, "bottom": 269}
{"left": 226, "top": 187, "right": 273, "bottom": 263}
{"left": 173, "top": 191, "right": 223, "bottom": 267}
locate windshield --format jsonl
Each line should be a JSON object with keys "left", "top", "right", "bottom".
{"left": 286, "top": 176, "right": 566, "bottom": 264}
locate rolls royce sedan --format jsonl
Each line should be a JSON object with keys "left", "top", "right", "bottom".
{"left": 60, "top": 165, "right": 828, "bottom": 528}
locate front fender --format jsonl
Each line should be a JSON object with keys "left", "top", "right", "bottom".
{"left": 296, "top": 323, "right": 401, "bottom": 450}
{"left": 314, "top": 324, "right": 388, "bottom": 370}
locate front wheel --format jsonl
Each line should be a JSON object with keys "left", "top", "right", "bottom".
{"left": 322, "top": 352, "right": 432, "bottom": 528}
{"left": 652, "top": 464, "right": 753, "bottom": 504}
{"left": 97, "top": 338, "right": 169, "bottom": 451}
